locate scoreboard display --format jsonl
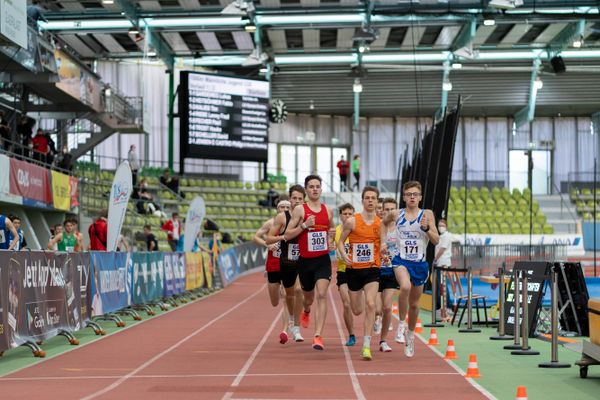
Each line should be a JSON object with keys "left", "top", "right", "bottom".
{"left": 179, "top": 71, "right": 270, "bottom": 163}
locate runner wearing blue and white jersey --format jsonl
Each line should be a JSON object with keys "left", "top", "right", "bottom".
{"left": 381, "top": 181, "right": 439, "bottom": 358}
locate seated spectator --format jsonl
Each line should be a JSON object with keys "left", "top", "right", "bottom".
{"left": 144, "top": 224, "right": 158, "bottom": 251}
{"left": 32, "top": 128, "right": 49, "bottom": 163}
{"left": 258, "top": 183, "right": 279, "bottom": 208}
{"left": 160, "top": 169, "right": 180, "bottom": 194}
{"left": 136, "top": 178, "right": 166, "bottom": 218}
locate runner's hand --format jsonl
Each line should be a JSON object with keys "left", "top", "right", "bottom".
{"left": 420, "top": 213, "right": 429, "bottom": 229}
{"left": 304, "top": 215, "right": 316, "bottom": 228}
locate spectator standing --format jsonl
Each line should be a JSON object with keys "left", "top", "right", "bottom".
{"left": 162, "top": 212, "right": 181, "bottom": 251}
{"left": 128, "top": 144, "right": 140, "bottom": 187}
{"left": 0, "top": 214, "right": 20, "bottom": 250}
{"left": 88, "top": 209, "right": 108, "bottom": 251}
{"left": 27, "top": 0, "right": 47, "bottom": 27}
{"left": 433, "top": 218, "right": 453, "bottom": 322}
{"left": 336, "top": 155, "right": 350, "bottom": 192}
{"left": 16, "top": 116, "right": 33, "bottom": 158}
{"left": 32, "top": 128, "right": 49, "bottom": 164}
{"left": 57, "top": 145, "right": 74, "bottom": 171}
{"left": 44, "top": 131, "right": 57, "bottom": 165}
{"left": 351, "top": 154, "right": 361, "bottom": 191}
{"left": 0, "top": 111, "right": 11, "bottom": 150}
{"left": 144, "top": 224, "right": 158, "bottom": 251}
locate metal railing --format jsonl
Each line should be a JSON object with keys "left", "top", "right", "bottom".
{"left": 0, "top": 137, "right": 73, "bottom": 175}
{"left": 453, "top": 244, "right": 569, "bottom": 275}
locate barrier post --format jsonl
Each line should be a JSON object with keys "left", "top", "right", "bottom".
{"left": 539, "top": 266, "right": 571, "bottom": 368}
{"left": 424, "top": 266, "right": 444, "bottom": 328}
{"left": 459, "top": 267, "right": 481, "bottom": 333}
{"left": 505, "top": 269, "right": 523, "bottom": 350}
{"left": 511, "top": 273, "right": 539, "bottom": 355}
{"left": 490, "top": 266, "right": 513, "bottom": 340}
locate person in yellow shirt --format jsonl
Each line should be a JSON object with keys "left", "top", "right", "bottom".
{"left": 335, "top": 203, "right": 356, "bottom": 346}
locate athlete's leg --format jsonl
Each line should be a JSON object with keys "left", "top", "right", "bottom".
{"left": 362, "top": 281, "right": 379, "bottom": 341}
{"left": 314, "top": 278, "right": 330, "bottom": 337}
{"left": 268, "top": 282, "right": 280, "bottom": 307}
{"left": 293, "top": 278, "right": 303, "bottom": 327}
{"left": 407, "top": 284, "right": 424, "bottom": 330}
{"left": 338, "top": 283, "right": 355, "bottom": 338}
{"left": 380, "top": 288, "right": 395, "bottom": 343}
{"left": 393, "top": 266, "right": 411, "bottom": 321}
{"left": 348, "top": 289, "right": 365, "bottom": 316}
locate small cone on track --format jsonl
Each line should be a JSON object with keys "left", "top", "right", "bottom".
{"left": 515, "top": 386, "right": 528, "bottom": 400}
{"left": 443, "top": 339, "right": 458, "bottom": 359}
{"left": 465, "top": 354, "right": 481, "bottom": 378}
{"left": 392, "top": 303, "right": 399, "bottom": 315}
{"left": 428, "top": 328, "right": 439, "bottom": 345}
{"left": 415, "top": 318, "right": 423, "bottom": 333}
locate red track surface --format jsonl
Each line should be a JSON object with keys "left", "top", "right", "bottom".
{"left": 0, "top": 272, "right": 488, "bottom": 400}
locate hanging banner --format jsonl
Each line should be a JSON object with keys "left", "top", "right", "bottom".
{"left": 70, "top": 176, "right": 79, "bottom": 207}
{"left": 89, "top": 252, "right": 128, "bottom": 316}
{"left": 0, "top": 0, "right": 27, "bottom": 48}
{"left": 107, "top": 161, "right": 132, "bottom": 252}
{"left": 0, "top": 251, "right": 82, "bottom": 353}
{"left": 0, "top": 154, "right": 9, "bottom": 194}
{"left": 184, "top": 197, "right": 205, "bottom": 252}
{"left": 185, "top": 252, "right": 203, "bottom": 290}
{"left": 201, "top": 252, "right": 213, "bottom": 289}
{"left": 54, "top": 49, "right": 81, "bottom": 101}
{"left": 51, "top": 170, "right": 71, "bottom": 211}
{"left": 9, "top": 158, "right": 52, "bottom": 205}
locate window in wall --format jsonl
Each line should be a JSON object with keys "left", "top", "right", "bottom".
{"left": 267, "top": 143, "right": 278, "bottom": 176}
{"left": 332, "top": 147, "right": 348, "bottom": 192}
{"left": 281, "top": 145, "right": 296, "bottom": 184}
{"left": 297, "top": 145, "right": 312, "bottom": 185}
{"left": 316, "top": 147, "right": 332, "bottom": 192}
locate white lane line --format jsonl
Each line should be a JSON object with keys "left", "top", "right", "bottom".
{"left": 221, "top": 308, "right": 283, "bottom": 400}
{"left": 329, "top": 287, "right": 366, "bottom": 400}
{"left": 0, "top": 371, "right": 460, "bottom": 382}
{"left": 394, "top": 314, "right": 497, "bottom": 400}
{"left": 80, "top": 283, "right": 267, "bottom": 400}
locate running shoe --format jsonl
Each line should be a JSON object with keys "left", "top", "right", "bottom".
{"left": 361, "top": 346, "right": 372, "bottom": 360}
{"left": 292, "top": 326, "right": 304, "bottom": 342}
{"left": 300, "top": 310, "right": 311, "bottom": 328}
{"left": 395, "top": 320, "right": 406, "bottom": 344}
{"left": 405, "top": 330, "right": 415, "bottom": 358}
{"left": 345, "top": 335, "right": 356, "bottom": 346}
{"left": 312, "top": 335, "right": 324, "bottom": 350}
{"left": 373, "top": 316, "right": 382, "bottom": 335}
{"left": 379, "top": 341, "right": 392, "bottom": 353}
{"left": 279, "top": 330, "right": 289, "bottom": 344}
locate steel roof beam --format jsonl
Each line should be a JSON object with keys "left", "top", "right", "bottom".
{"left": 547, "top": 20, "right": 586, "bottom": 58}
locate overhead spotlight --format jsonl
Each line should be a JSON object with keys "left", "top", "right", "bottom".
{"left": 534, "top": 77, "right": 543, "bottom": 90}
{"left": 259, "top": 67, "right": 268, "bottom": 73}
{"left": 352, "top": 26, "right": 379, "bottom": 44}
{"left": 488, "top": 0, "right": 523, "bottom": 10}
{"left": 573, "top": 37, "right": 583, "bottom": 48}
{"left": 245, "top": 24, "right": 257, "bottom": 33}
{"left": 442, "top": 80, "right": 453, "bottom": 92}
{"left": 102, "top": 0, "right": 115, "bottom": 4}
{"left": 147, "top": 51, "right": 157, "bottom": 57}
{"left": 451, "top": 62, "right": 463, "bottom": 69}
{"left": 242, "top": 49, "right": 269, "bottom": 66}
{"left": 353, "top": 78, "right": 363, "bottom": 93}
{"left": 483, "top": 18, "right": 496, "bottom": 26}
{"left": 128, "top": 27, "right": 140, "bottom": 35}
{"left": 309, "top": 100, "right": 315, "bottom": 110}
{"left": 221, "top": 0, "right": 255, "bottom": 16}
{"left": 358, "top": 44, "right": 368, "bottom": 53}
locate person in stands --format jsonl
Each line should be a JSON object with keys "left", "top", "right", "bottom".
{"left": 88, "top": 209, "right": 108, "bottom": 251}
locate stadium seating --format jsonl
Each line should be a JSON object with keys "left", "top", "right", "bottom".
{"left": 447, "top": 186, "right": 553, "bottom": 234}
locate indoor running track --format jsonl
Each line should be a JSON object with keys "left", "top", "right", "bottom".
{"left": 0, "top": 271, "right": 491, "bottom": 400}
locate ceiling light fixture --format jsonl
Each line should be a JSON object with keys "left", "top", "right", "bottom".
{"left": 353, "top": 78, "right": 363, "bottom": 93}
{"left": 534, "top": 77, "right": 543, "bottom": 90}
{"left": 451, "top": 62, "right": 463, "bottom": 69}
{"left": 442, "top": 79, "right": 453, "bottom": 91}
{"left": 483, "top": 18, "right": 496, "bottom": 26}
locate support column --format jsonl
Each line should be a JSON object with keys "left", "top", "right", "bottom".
{"left": 168, "top": 70, "right": 175, "bottom": 171}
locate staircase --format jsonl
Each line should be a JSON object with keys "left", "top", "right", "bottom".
{"left": 535, "top": 194, "right": 579, "bottom": 234}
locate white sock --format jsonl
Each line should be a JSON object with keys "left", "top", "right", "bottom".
{"left": 363, "top": 335, "right": 371, "bottom": 348}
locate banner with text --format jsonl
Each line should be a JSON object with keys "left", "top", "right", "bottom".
{"left": 0, "top": 251, "right": 82, "bottom": 353}
{"left": 51, "top": 170, "right": 71, "bottom": 211}
{"left": 89, "top": 252, "right": 129, "bottom": 316}
{"left": 9, "top": 158, "right": 52, "bottom": 206}
{"left": 185, "top": 252, "right": 204, "bottom": 290}
{"left": 132, "top": 252, "right": 164, "bottom": 304}
{"left": 217, "top": 241, "right": 267, "bottom": 287}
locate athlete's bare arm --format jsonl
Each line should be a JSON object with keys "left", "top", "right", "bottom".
{"left": 76, "top": 232, "right": 84, "bottom": 252}
{"left": 380, "top": 209, "right": 399, "bottom": 255}
{"left": 6, "top": 219, "right": 19, "bottom": 250}
{"left": 47, "top": 232, "right": 63, "bottom": 250}
{"left": 280, "top": 205, "right": 315, "bottom": 242}
{"left": 337, "top": 216, "right": 355, "bottom": 266}
{"left": 265, "top": 212, "right": 286, "bottom": 245}
{"left": 421, "top": 209, "right": 440, "bottom": 245}
{"left": 254, "top": 219, "right": 276, "bottom": 251}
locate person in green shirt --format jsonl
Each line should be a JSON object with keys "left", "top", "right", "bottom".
{"left": 48, "top": 217, "right": 83, "bottom": 252}
{"left": 351, "top": 154, "right": 361, "bottom": 191}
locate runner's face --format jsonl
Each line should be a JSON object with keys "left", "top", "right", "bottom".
{"left": 55, "top": 226, "right": 63, "bottom": 235}
{"left": 376, "top": 202, "right": 383, "bottom": 218}
{"left": 305, "top": 180, "right": 322, "bottom": 200}
{"left": 277, "top": 203, "right": 290, "bottom": 213}
{"left": 64, "top": 222, "right": 74, "bottom": 233}
{"left": 12, "top": 220, "right": 21, "bottom": 229}
{"left": 403, "top": 189, "right": 422, "bottom": 208}
{"left": 382, "top": 203, "right": 396, "bottom": 218}
{"left": 362, "top": 191, "right": 378, "bottom": 212}
{"left": 290, "top": 191, "right": 304, "bottom": 208}
{"left": 339, "top": 208, "right": 354, "bottom": 224}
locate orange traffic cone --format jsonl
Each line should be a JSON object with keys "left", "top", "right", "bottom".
{"left": 464, "top": 354, "right": 481, "bottom": 378}
{"left": 443, "top": 339, "right": 458, "bottom": 359}
{"left": 515, "top": 386, "right": 528, "bottom": 400}
{"left": 428, "top": 328, "right": 439, "bottom": 345}
{"left": 392, "top": 303, "right": 399, "bottom": 315}
{"left": 415, "top": 318, "right": 423, "bottom": 333}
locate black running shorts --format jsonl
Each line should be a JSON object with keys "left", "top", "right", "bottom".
{"left": 267, "top": 271, "right": 281, "bottom": 284}
{"left": 379, "top": 274, "right": 400, "bottom": 292}
{"left": 346, "top": 267, "right": 380, "bottom": 292}
{"left": 280, "top": 263, "right": 298, "bottom": 289}
{"left": 297, "top": 254, "right": 332, "bottom": 292}
{"left": 336, "top": 270, "right": 348, "bottom": 287}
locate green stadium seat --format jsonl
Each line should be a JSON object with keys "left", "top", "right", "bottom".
{"left": 582, "top": 188, "right": 592, "bottom": 196}
{"left": 543, "top": 224, "right": 554, "bottom": 234}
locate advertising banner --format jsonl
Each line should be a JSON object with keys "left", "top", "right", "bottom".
{"left": 54, "top": 49, "right": 81, "bottom": 101}
{"left": 51, "top": 170, "right": 71, "bottom": 211}
{"left": 0, "top": 154, "right": 9, "bottom": 194}
{"left": 70, "top": 176, "right": 79, "bottom": 207}
{"left": 185, "top": 252, "right": 203, "bottom": 290}
{"left": 201, "top": 252, "right": 213, "bottom": 289}
{"left": 9, "top": 157, "right": 52, "bottom": 205}
{"left": 217, "top": 241, "right": 267, "bottom": 287}
{"left": 107, "top": 161, "right": 132, "bottom": 252}
{"left": 89, "top": 252, "right": 128, "bottom": 316}
{"left": 0, "top": 251, "right": 82, "bottom": 353}
{"left": 184, "top": 197, "right": 205, "bottom": 252}
{"left": 68, "top": 252, "right": 91, "bottom": 322}
{"left": 0, "top": 0, "right": 27, "bottom": 48}
{"left": 132, "top": 252, "right": 164, "bottom": 305}
{"left": 80, "top": 72, "right": 103, "bottom": 112}
{"left": 458, "top": 234, "right": 585, "bottom": 257}
{"left": 173, "top": 252, "right": 186, "bottom": 294}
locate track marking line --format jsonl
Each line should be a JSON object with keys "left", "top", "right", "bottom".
{"left": 79, "top": 283, "right": 267, "bottom": 400}
{"left": 221, "top": 308, "right": 283, "bottom": 400}
{"left": 329, "top": 287, "right": 366, "bottom": 400}
{"left": 393, "top": 314, "right": 497, "bottom": 400}
{"left": 0, "top": 371, "right": 460, "bottom": 382}
{"left": 0, "top": 288, "right": 223, "bottom": 379}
